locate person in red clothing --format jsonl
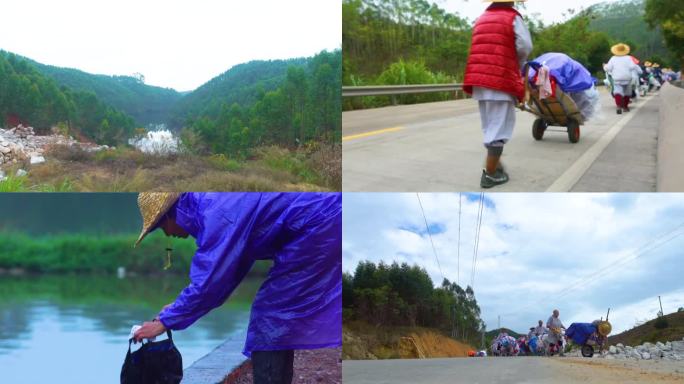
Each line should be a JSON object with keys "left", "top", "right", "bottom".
{"left": 463, "top": 0, "right": 533, "bottom": 188}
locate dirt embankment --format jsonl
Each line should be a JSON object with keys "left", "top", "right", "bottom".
{"left": 343, "top": 322, "right": 475, "bottom": 360}
{"left": 608, "top": 311, "right": 684, "bottom": 347}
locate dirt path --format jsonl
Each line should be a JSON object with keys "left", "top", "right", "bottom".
{"left": 555, "top": 357, "right": 684, "bottom": 383}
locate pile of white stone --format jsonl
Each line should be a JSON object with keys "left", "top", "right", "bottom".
{"left": 599, "top": 339, "right": 684, "bottom": 361}
{"left": 0, "top": 124, "right": 109, "bottom": 167}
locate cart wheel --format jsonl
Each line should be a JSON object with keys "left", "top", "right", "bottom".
{"left": 532, "top": 119, "right": 546, "bottom": 141}
{"left": 567, "top": 119, "right": 580, "bottom": 143}
{"left": 581, "top": 345, "right": 594, "bottom": 358}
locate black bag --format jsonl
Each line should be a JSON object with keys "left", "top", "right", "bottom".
{"left": 121, "top": 330, "right": 183, "bottom": 384}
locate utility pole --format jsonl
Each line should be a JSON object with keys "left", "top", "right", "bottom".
{"left": 658, "top": 296, "right": 664, "bottom": 317}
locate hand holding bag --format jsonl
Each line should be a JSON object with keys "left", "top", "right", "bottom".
{"left": 121, "top": 329, "right": 183, "bottom": 384}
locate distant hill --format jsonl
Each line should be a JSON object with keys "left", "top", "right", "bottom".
{"left": 168, "top": 58, "right": 309, "bottom": 129}
{"left": 608, "top": 310, "right": 684, "bottom": 347}
{"left": 30, "top": 61, "right": 183, "bottom": 127}
{"left": 587, "top": 0, "right": 670, "bottom": 61}
{"left": 0, "top": 50, "right": 135, "bottom": 144}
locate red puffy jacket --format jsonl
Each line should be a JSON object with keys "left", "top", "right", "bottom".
{"left": 463, "top": 5, "right": 525, "bottom": 101}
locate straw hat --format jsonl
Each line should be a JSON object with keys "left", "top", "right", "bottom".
{"left": 645, "top": 61, "right": 652, "bottom": 67}
{"left": 611, "top": 43, "right": 630, "bottom": 56}
{"left": 134, "top": 192, "right": 182, "bottom": 247}
{"left": 597, "top": 321, "right": 612, "bottom": 337}
{"left": 653, "top": 63, "right": 661, "bottom": 68}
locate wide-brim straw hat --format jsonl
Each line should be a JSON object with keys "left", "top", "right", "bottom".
{"left": 134, "top": 192, "right": 182, "bottom": 247}
{"left": 597, "top": 321, "right": 612, "bottom": 337}
{"left": 645, "top": 61, "right": 653, "bottom": 67}
{"left": 611, "top": 43, "right": 630, "bottom": 56}
{"left": 653, "top": 63, "right": 661, "bottom": 68}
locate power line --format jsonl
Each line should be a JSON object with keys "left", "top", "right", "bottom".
{"left": 416, "top": 193, "right": 444, "bottom": 282}
{"left": 471, "top": 193, "right": 485, "bottom": 289}
{"left": 458, "top": 192, "right": 461, "bottom": 287}
{"left": 500, "top": 221, "right": 684, "bottom": 317}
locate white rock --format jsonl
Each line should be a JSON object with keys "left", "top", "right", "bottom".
{"left": 605, "top": 354, "right": 615, "bottom": 360}
{"left": 609, "top": 346, "right": 617, "bottom": 354}
{"left": 631, "top": 350, "right": 642, "bottom": 359}
{"left": 30, "top": 155, "right": 45, "bottom": 165}
{"left": 672, "top": 341, "right": 684, "bottom": 353}
{"left": 616, "top": 343, "right": 624, "bottom": 349}
{"left": 656, "top": 342, "right": 665, "bottom": 348}
{"left": 15, "top": 169, "right": 27, "bottom": 177}
{"left": 642, "top": 352, "right": 651, "bottom": 360}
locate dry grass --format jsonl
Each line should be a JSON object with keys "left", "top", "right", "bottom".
{"left": 13, "top": 144, "right": 337, "bottom": 192}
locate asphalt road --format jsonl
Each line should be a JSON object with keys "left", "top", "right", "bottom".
{"left": 342, "top": 89, "right": 659, "bottom": 192}
{"left": 343, "top": 357, "right": 684, "bottom": 384}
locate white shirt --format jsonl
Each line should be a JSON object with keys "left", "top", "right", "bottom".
{"left": 473, "top": 15, "right": 533, "bottom": 101}
{"left": 547, "top": 315, "right": 564, "bottom": 330}
{"left": 533, "top": 325, "right": 546, "bottom": 336}
{"left": 604, "top": 56, "right": 642, "bottom": 84}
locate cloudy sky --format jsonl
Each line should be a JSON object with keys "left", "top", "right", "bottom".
{"left": 343, "top": 193, "right": 684, "bottom": 335}
{"left": 0, "top": 0, "right": 340, "bottom": 91}
{"left": 441, "top": 0, "right": 623, "bottom": 24}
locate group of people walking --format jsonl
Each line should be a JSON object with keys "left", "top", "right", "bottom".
{"left": 491, "top": 309, "right": 567, "bottom": 357}
{"left": 463, "top": 0, "right": 681, "bottom": 189}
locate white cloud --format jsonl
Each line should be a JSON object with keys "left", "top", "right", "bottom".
{"left": 343, "top": 193, "right": 684, "bottom": 335}
{"left": 0, "top": 0, "right": 341, "bottom": 90}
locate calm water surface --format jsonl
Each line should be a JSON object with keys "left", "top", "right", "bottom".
{"left": 0, "top": 275, "right": 260, "bottom": 384}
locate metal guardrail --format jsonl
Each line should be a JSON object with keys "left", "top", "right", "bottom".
{"left": 342, "top": 83, "right": 464, "bottom": 97}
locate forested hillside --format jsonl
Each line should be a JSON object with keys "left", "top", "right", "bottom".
{"left": 182, "top": 50, "right": 341, "bottom": 156}
{"left": 169, "top": 58, "right": 308, "bottom": 128}
{"left": 343, "top": 261, "right": 485, "bottom": 346}
{"left": 31, "top": 62, "right": 182, "bottom": 127}
{"left": 0, "top": 51, "right": 135, "bottom": 145}
{"left": 588, "top": 0, "right": 671, "bottom": 63}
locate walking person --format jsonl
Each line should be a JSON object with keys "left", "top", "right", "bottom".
{"left": 604, "top": 43, "right": 642, "bottom": 114}
{"left": 546, "top": 309, "right": 566, "bottom": 356}
{"left": 463, "top": 0, "right": 533, "bottom": 189}
{"left": 132, "top": 192, "right": 341, "bottom": 384}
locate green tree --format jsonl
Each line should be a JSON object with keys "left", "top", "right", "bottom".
{"left": 645, "top": 0, "right": 684, "bottom": 69}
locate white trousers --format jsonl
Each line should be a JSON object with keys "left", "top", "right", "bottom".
{"left": 478, "top": 100, "right": 516, "bottom": 147}
{"left": 613, "top": 83, "right": 633, "bottom": 97}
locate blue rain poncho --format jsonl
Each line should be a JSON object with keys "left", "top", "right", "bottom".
{"left": 157, "top": 192, "right": 342, "bottom": 356}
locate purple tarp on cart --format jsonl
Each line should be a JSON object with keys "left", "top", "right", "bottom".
{"left": 528, "top": 52, "right": 594, "bottom": 93}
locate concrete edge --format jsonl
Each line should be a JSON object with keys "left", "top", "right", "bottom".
{"left": 656, "top": 83, "right": 684, "bottom": 192}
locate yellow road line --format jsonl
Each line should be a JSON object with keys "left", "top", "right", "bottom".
{"left": 342, "top": 126, "right": 404, "bottom": 141}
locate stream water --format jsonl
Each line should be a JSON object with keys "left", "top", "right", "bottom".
{"left": 0, "top": 275, "right": 259, "bottom": 384}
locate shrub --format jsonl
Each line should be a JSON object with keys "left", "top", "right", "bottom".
{"left": 207, "top": 154, "right": 242, "bottom": 172}
{"left": 654, "top": 316, "right": 669, "bottom": 329}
